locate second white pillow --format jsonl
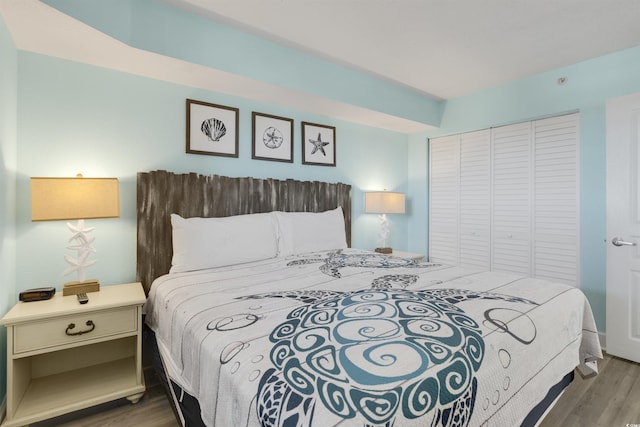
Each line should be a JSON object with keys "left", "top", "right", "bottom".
{"left": 274, "top": 207, "right": 348, "bottom": 256}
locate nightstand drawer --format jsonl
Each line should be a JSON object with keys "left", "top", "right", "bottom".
{"left": 13, "top": 306, "right": 138, "bottom": 354}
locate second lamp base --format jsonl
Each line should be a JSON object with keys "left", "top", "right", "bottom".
{"left": 375, "top": 247, "right": 393, "bottom": 254}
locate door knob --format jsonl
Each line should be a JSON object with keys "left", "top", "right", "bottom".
{"left": 612, "top": 237, "right": 636, "bottom": 247}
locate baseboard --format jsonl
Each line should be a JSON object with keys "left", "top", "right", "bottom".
{"left": 598, "top": 331, "right": 606, "bottom": 351}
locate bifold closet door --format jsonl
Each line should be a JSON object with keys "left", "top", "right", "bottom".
{"left": 491, "top": 122, "right": 532, "bottom": 276}
{"left": 459, "top": 130, "right": 491, "bottom": 269}
{"left": 429, "top": 135, "right": 459, "bottom": 265}
{"left": 532, "top": 114, "right": 580, "bottom": 286}
{"left": 428, "top": 130, "right": 491, "bottom": 269}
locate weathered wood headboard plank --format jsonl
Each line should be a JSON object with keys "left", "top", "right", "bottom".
{"left": 136, "top": 170, "right": 352, "bottom": 293}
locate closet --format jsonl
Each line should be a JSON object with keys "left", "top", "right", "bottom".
{"left": 429, "top": 113, "right": 579, "bottom": 286}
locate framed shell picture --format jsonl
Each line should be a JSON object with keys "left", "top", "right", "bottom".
{"left": 252, "top": 112, "right": 294, "bottom": 163}
{"left": 302, "top": 121, "right": 336, "bottom": 166}
{"left": 186, "top": 99, "right": 239, "bottom": 157}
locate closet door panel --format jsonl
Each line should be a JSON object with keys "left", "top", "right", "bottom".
{"left": 459, "top": 130, "right": 491, "bottom": 269}
{"left": 533, "top": 113, "right": 579, "bottom": 285}
{"left": 491, "top": 122, "right": 531, "bottom": 275}
{"left": 429, "top": 136, "right": 459, "bottom": 265}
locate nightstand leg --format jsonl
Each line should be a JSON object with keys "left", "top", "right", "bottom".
{"left": 126, "top": 391, "right": 145, "bottom": 404}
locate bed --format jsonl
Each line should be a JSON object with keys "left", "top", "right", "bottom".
{"left": 139, "top": 170, "right": 602, "bottom": 427}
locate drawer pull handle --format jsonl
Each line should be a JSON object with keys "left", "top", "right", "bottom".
{"left": 65, "top": 320, "right": 95, "bottom": 336}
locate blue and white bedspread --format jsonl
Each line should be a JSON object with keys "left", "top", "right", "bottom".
{"left": 145, "top": 248, "right": 602, "bottom": 427}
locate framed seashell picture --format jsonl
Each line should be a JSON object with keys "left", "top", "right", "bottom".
{"left": 252, "top": 112, "right": 294, "bottom": 163}
{"left": 302, "top": 121, "right": 336, "bottom": 167}
{"left": 186, "top": 99, "right": 239, "bottom": 157}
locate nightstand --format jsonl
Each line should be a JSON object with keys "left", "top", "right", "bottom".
{"left": 387, "top": 250, "right": 425, "bottom": 261}
{"left": 0, "top": 282, "right": 146, "bottom": 427}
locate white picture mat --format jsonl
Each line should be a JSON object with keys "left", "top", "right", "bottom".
{"left": 188, "top": 102, "right": 237, "bottom": 155}
{"left": 303, "top": 123, "right": 335, "bottom": 165}
{"left": 253, "top": 114, "right": 292, "bottom": 161}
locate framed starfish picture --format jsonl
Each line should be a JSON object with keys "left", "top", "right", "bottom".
{"left": 252, "top": 112, "right": 294, "bottom": 163}
{"left": 302, "top": 121, "right": 336, "bottom": 166}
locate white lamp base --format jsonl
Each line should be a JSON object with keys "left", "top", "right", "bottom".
{"left": 63, "top": 219, "right": 97, "bottom": 283}
{"left": 376, "top": 213, "right": 393, "bottom": 253}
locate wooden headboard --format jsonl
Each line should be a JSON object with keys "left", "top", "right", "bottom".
{"left": 136, "top": 170, "right": 352, "bottom": 293}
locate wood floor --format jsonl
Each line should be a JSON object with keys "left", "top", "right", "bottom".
{"left": 541, "top": 352, "right": 640, "bottom": 427}
{"left": 28, "top": 352, "right": 640, "bottom": 427}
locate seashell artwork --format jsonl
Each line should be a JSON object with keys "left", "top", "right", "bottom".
{"left": 201, "top": 118, "right": 227, "bottom": 142}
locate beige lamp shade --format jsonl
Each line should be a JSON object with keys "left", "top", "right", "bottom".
{"left": 365, "top": 191, "right": 406, "bottom": 214}
{"left": 31, "top": 176, "right": 120, "bottom": 221}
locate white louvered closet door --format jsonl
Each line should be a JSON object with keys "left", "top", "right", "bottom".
{"left": 491, "top": 122, "right": 532, "bottom": 276}
{"left": 532, "top": 114, "right": 580, "bottom": 286}
{"left": 429, "top": 135, "right": 459, "bottom": 265}
{"left": 428, "top": 113, "right": 579, "bottom": 286}
{"left": 460, "top": 130, "right": 491, "bottom": 269}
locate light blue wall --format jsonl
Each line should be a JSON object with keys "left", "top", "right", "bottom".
{"left": 0, "top": 14, "right": 17, "bottom": 400}
{"left": 43, "top": 0, "right": 443, "bottom": 128}
{"left": 407, "top": 132, "right": 429, "bottom": 256}
{"left": 12, "top": 0, "right": 640, "bottom": 349}
{"left": 408, "top": 44, "right": 640, "bottom": 332}
{"left": 15, "top": 52, "right": 411, "bottom": 290}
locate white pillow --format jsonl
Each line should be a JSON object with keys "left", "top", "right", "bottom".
{"left": 170, "top": 213, "right": 278, "bottom": 273}
{"left": 274, "top": 207, "right": 348, "bottom": 256}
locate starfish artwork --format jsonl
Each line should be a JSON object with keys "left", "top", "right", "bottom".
{"left": 308, "top": 132, "right": 330, "bottom": 156}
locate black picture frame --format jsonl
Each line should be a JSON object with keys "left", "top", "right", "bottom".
{"left": 186, "top": 99, "right": 239, "bottom": 158}
{"left": 252, "top": 112, "right": 294, "bottom": 163}
{"left": 301, "top": 121, "right": 336, "bottom": 166}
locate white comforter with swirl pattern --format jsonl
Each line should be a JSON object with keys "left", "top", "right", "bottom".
{"left": 144, "top": 248, "right": 601, "bottom": 427}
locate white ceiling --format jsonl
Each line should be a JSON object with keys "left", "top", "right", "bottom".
{"left": 1, "top": 0, "right": 438, "bottom": 132}
{"left": 168, "top": 0, "right": 640, "bottom": 99}
{"left": 2, "top": 1, "right": 640, "bottom": 133}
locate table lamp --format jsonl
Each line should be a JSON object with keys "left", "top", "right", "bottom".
{"left": 31, "top": 174, "right": 120, "bottom": 293}
{"left": 365, "top": 190, "right": 405, "bottom": 254}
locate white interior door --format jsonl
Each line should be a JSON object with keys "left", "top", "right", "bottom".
{"left": 606, "top": 92, "right": 640, "bottom": 363}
